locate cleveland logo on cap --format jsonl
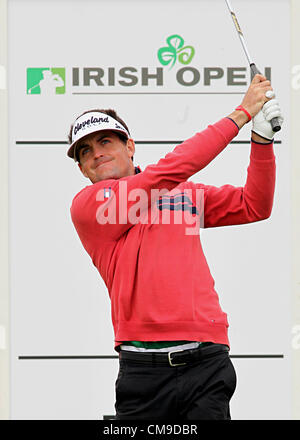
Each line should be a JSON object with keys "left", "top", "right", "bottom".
{"left": 73, "top": 115, "right": 109, "bottom": 136}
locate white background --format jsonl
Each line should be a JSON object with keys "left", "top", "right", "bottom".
{"left": 8, "top": 0, "right": 291, "bottom": 419}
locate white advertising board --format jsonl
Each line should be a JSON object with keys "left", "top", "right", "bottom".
{"left": 8, "top": 0, "right": 291, "bottom": 419}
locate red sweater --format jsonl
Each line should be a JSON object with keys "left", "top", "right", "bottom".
{"left": 70, "top": 118, "right": 276, "bottom": 350}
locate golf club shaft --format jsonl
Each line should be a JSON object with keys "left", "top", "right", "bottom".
{"left": 225, "top": 0, "right": 281, "bottom": 132}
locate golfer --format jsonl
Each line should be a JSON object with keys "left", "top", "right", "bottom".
{"left": 67, "top": 74, "right": 283, "bottom": 420}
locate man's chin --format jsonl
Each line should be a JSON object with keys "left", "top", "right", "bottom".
{"left": 91, "top": 170, "right": 120, "bottom": 183}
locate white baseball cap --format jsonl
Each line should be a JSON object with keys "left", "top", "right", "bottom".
{"left": 67, "top": 111, "right": 130, "bottom": 160}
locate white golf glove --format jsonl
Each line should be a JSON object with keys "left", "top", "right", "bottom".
{"left": 252, "top": 93, "right": 284, "bottom": 141}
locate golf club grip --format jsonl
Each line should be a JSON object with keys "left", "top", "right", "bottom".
{"left": 250, "top": 63, "right": 281, "bottom": 132}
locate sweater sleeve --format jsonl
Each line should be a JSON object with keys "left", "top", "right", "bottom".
{"left": 199, "top": 141, "right": 276, "bottom": 228}
{"left": 70, "top": 117, "right": 239, "bottom": 242}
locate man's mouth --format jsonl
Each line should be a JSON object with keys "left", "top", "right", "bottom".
{"left": 95, "top": 158, "right": 112, "bottom": 169}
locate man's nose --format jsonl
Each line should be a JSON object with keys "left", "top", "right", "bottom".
{"left": 92, "top": 144, "right": 104, "bottom": 159}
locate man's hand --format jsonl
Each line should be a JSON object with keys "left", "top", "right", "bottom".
{"left": 227, "top": 74, "right": 279, "bottom": 133}
{"left": 252, "top": 98, "right": 284, "bottom": 141}
{"left": 240, "top": 74, "right": 273, "bottom": 118}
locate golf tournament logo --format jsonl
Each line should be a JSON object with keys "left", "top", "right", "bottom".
{"left": 25, "top": 36, "right": 271, "bottom": 93}
{"left": 27, "top": 68, "right": 65, "bottom": 94}
{"left": 157, "top": 34, "right": 195, "bottom": 69}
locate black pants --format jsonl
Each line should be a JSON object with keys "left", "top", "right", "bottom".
{"left": 115, "top": 344, "right": 237, "bottom": 420}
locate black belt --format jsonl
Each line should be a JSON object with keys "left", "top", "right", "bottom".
{"left": 119, "top": 343, "right": 229, "bottom": 367}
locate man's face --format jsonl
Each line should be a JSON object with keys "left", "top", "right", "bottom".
{"left": 77, "top": 130, "right": 135, "bottom": 183}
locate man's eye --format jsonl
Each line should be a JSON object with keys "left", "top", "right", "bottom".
{"left": 81, "top": 147, "right": 90, "bottom": 155}
{"left": 99, "top": 138, "right": 109, "bottom": 144}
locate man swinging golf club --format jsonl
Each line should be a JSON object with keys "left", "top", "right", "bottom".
{"left": 67, "top": 73, "right": 283, "bottom": 420}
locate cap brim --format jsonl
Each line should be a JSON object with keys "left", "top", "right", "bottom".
{"left": 67, "top": 128, "right": 129, "bottom": 161}
{"left": 67, "top": 140, "right": 78, "bottom": 159}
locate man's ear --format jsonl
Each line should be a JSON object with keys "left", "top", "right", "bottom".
{"left": 126, "top": 138, "right": 135, "bottom": 160}
{"left": 78, "top": 162, "right": 88, "bottom": 178}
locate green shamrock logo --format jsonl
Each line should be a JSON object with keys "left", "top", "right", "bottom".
{"left": 157, "top": 34, "right": 195, "bottom": 69}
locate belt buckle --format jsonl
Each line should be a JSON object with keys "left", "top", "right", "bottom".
{"left": 168, "top": 349, "right": 187, "bottom": 367}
